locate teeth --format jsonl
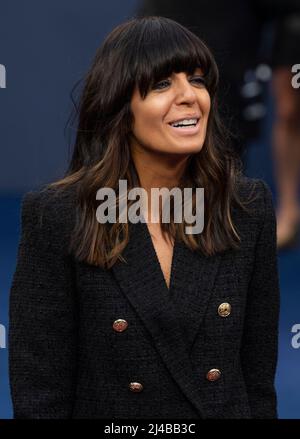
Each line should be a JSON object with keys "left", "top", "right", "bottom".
{"left": 171, "top": 118, "right": 198, "bottom": 127}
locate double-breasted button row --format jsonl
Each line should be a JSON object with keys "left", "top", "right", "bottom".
{"left": 207, "top": 302, "right": 231, "bottom": 381}
{"left": 129, "top": 372, "right": 220, "bottom": 389}
{"left": 113, "top": 302, "right": 231, "bottom": 332}
{"left": 113, "top": 320, "right": 143, "bottom": 393}
{"left": 206, "top": 303, "right": 231, "bottom": 382}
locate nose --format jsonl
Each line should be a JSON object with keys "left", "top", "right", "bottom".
{"left": 173, "top": 75, "right": 197, "bottom": 104}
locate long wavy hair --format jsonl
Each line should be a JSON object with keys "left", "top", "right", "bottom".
{"left": 46, "top": 15, "right": 253, "bottom": 269}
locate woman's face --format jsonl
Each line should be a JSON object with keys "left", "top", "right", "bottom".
{"left": 130, "top": 67, "right": 211, "bottom": 158}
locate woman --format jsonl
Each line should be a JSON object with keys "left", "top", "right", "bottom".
{"left": 9, "top": 16, "right": 280, "bottom": 419}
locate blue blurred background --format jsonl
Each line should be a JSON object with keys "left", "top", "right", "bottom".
{"left": 1, "top": 0, "right": 299, "bottom": 419}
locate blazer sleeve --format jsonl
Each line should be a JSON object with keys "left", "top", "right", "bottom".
{"left": 240, "top": 180, "right": 280, "bottom": 419}
{"left": 8, "top": 190, "right": 78, "bottom": 418}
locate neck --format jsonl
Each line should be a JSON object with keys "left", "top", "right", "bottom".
{"left": 131, "top": 145, "right": 190, "bottom": 191}
{"left": 130, "top": 144, "right": 190, "bottom": 223}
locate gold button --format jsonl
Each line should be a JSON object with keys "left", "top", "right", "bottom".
{"left": 218, "top": 302, "right": 231, "bottom": 317}
{"left": 129, "top": 382, "right": 143, "bottom": 392}
{"left": 112, "top": 319, "right": 128, "bottom": 332}
{"left": 206, "top": 368, "right": 221, "bottom": 382}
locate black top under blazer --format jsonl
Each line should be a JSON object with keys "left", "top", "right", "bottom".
{"left": 8, "top": 176, "right": 280, "bottom": 419}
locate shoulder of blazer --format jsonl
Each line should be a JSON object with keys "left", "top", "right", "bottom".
{"left": 233, "top": 175, "right": 276, "bottom": 235}
{"left": 236, "top": 175, "right": 264, "bottom": 200}
{"left": 19, "top": 183, "right": 78, "bottom": 254}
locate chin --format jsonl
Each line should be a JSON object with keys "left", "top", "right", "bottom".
{"left": 173, "top": 142, "right": 204, "bottom": 153}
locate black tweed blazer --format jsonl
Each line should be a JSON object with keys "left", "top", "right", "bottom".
{"left": 8, "top": 176, "right": 280, "bottom": 419}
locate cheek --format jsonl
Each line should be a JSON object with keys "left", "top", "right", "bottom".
{"left": 201, "top": 91, "right": 211, "bottom": 116}
{"left": 205, "top": 93, "right": 211, "bottom": 116}
{"left": 134, "top": 101, "right": 166, "bottom": 134}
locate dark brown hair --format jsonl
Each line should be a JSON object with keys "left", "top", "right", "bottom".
{"left": 46, "top": 16, "right": 253, "bottom": 268}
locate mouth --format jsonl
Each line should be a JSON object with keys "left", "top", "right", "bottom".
{"left": 167, "top": 118, "right": 201, "bottom": 136}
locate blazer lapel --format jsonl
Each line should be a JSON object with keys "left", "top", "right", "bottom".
{"left": 111, "top": 219, "right": 221, "bottom": 417}
{"left": 170, "top": 239, "right": 222, "bottom": 350}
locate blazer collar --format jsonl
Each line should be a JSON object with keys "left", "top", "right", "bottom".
{"left": 111, "top": 219, "right": 221, "bottom": 417}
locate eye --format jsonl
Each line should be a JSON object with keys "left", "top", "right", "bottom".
{"left": 191, "top": 76, "right": 206, "bottom": 86}
{"left": 152, "top": 79, "right": 171, "bottom": 90}
{"left": 152, "top": 75, "right": 206, "bottom": 91}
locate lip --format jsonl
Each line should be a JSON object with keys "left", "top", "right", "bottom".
{"left": 167, "top": 118, "right": 201, "bottom": 136}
